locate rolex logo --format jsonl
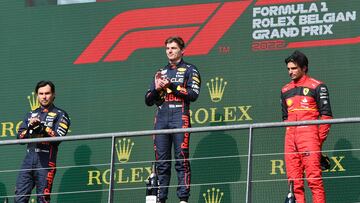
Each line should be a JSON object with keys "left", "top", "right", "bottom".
{"left": 207, "top": 77, "right": 227, "bottom": 103}
{"left": 115, "top": 138, "right": 134, "bottom": 163}
{"left": 27, "top": 92, "right": 40, "bottom": 111}
{"left": 203, "top": 188, "right": 224, "bottom": 203}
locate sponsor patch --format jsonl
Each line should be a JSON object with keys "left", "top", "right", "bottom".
{"left": 192, "top": 84, "right": 200, "bottom": 89}
{"left": 171, "top": 78, "right": 184, "bottom": 83}
{"left": 48, "top": 112, "right": 57, "bottom": 117}
{"left": 192, "top": 76, "right": 200, "bottom": 83}
{"left": 59, "top": 123, "right": 68, "bottom": 129}
{"left": 303, "top": 88, "right": 309, "bottom": 95}
{"left": 60, "top": 117, "right": 69, "bottom": 125}
{"left": 286, "top": 99, "right": 293, "bottom": 107}
{"left": 177, "top": 67, "right": 186, "bottom": 72}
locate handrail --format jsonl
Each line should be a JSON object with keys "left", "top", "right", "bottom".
{"left": 1, "top": 117, "right": 359, "bottom": 145}
{"left": 3, "top": 117, "right": 360, "bottom": 203}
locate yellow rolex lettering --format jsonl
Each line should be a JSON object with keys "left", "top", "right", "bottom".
{"left": 189, "top": 110, "right": 193, "bottom": 125}
{"left": 144, "top": 166, "right": 152, "bottom": 180}
{"left": 87, "top": 166, "right": 164, "bottom": 186}
{"left": 130, "top": 167, "right": 143, "bottom": 183}
{"left": 210, "top": 108, "right": 222, "bottom": 123}
{"left": 194, "top": 108, "right": 208, "bottom": 124}
{"left": 88, "top": 170, "right": 101, "bottom": 185}
{"left": 238, "top": 106, "right": 252, "bottom": 121}
{"left": 270, "top": 160, "right": 285, "bottom": 175}
{"left": 102, "top": 169, "right": 111, "bottom": 185}
{"left": 117, "top": 168, "right": 129, "bottom": 184}
{"left": 331, "top": 156, "right": 345, "bottom": 172}
{"left": 1, "top": 122, "right": 15, "bottom": 137}
{"left": 224, "top": 106, "right": 237, "bottom": 122}
{"left": 190, "top": 105, "right": 254, "bottom": 124}
{"left": 16, "top": 121, "right": 22, "bottom": 134}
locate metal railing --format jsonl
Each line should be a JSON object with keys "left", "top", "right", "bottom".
{"left": 1, "top": 117, "right": 360, "bottom": 203}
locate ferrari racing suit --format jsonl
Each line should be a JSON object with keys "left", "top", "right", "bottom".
{"left": 281, "top": 75, "right": 332, "bottom": 203}
{"left": 145, "top": 59, "right": 201, "bottom": 202}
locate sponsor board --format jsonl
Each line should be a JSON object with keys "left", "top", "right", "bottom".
{"left": 270, "top": 156, "right": 346, "bottom": 175}
{"left": 190, "top": 77, "right": 253, "bottom": 125}
{"left": 87, "top": 138, "right": 151, "bottom": 186}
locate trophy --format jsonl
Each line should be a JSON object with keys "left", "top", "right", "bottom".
{"left": 284, "top": 180, "right": 296, "bottom": 203}
{"left": 145, "top": 162, "right": 159, "bottom": 203}
{"left": 28, "top": 115, "right": 43, "bottom": 137}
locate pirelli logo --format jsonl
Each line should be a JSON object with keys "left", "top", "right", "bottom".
{"left": 74, "top": 1, "right": 252, "bottom": 64}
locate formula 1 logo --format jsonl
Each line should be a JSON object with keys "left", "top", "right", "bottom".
{"left": 74, "top": 1, "right": 252, "bottom": 64}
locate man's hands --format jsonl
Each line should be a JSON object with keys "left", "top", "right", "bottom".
{"left": 320, "top": 153, "right": 331, "bottom": 170}
{"left": 28, "top": 116, "right": 44, "bottom": 136}
{"left": 29, "top": 116, "right": 41, "bottom": 129}
{"left": 155, "top": 72, "right": 170, "bottom": 91}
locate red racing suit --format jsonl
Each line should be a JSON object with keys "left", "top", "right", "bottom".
{"left": 281, "top": 75, "right": 332, "bottom": 203}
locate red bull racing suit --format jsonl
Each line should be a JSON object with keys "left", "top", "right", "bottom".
{"left": 15, "top": 105, "right": 70, "bottom": 203}
{"left": 281, "top": 75, "right": 332, "bottom": 203}
{"left": 145, "top": 59, "right": 200, "bottom": 202}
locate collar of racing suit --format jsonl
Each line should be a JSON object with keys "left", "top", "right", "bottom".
{"left": 167, "top": 59, "right": 185, "bottom": 69}
{"left": 40, "top": 104, "right": 55, "bottom": 113}
{"left": 292, "top": 74, "right": 309, "bottom": 87}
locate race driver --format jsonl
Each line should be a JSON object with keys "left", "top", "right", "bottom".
{"left": 15, "top": 80, "right": 70, "bottom": 203}
{"left": 145, "top": 36, "right": 201, "bottom": 203}
{"left": 281, "top": 50, "right": 332, "bottom": 203}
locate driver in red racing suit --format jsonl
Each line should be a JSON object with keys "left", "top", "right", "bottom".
{"left": 281, "top": 51, "right": 332, "bottom": 203}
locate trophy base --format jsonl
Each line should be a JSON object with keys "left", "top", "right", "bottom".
{"left": 146, "top": 195, "right": 157, "bottom": 203}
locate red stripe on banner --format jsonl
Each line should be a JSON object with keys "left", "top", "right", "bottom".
{"left": 255, "top": 0, "right": 316, "bottom": 6}
{"left": 186, "top": 0, "right": 252, "bottom": 55}
{"left": 104, "top": 27, "right": 199, "bottom": 62}
{"left": 287, "top": 36, "right": 360, "bottom": 48}
{"left": 74, "top": 3, "right": 219, "bottom": 64}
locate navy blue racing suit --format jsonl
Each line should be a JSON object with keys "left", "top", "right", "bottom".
{"left": 15, "top": 105, "right": 70, "bottom": 203}
{"left": 145, "top": 59, "right": 201, "bottom": 202}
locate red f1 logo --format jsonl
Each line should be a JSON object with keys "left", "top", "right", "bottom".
{"left": 74, "top": 1, "right": 252, "bottom": 64}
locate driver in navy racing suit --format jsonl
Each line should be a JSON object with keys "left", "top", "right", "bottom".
{"left": 15, "top": 81, "right": 70, "bottom": 203}
{"left": 145, "top": 36, "right": 201, "bottom": 203}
